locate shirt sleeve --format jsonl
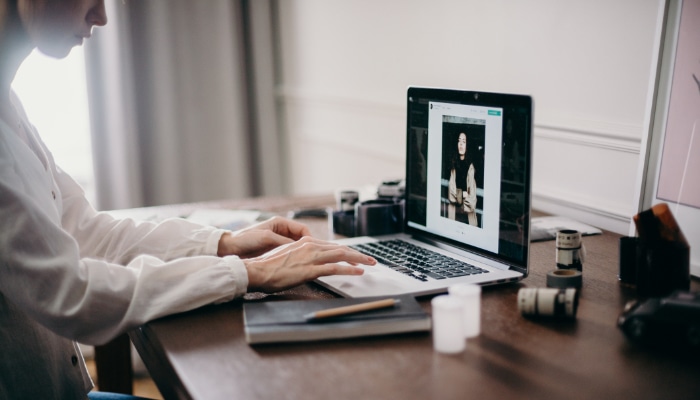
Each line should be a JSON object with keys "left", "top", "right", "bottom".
{"left": 0, "top": 176, "right": 248, "bottom": 345}
{"left": 0, "top": 118, "right": 249, "bottom": 345}
{"left": 56, "top": 166, "right": 225, "bottom": 264}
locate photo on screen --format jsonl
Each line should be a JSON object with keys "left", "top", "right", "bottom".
{"left": 439, "top": 117, "right": 485, "bottom": 228}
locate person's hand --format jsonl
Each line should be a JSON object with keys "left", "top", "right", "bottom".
{"left": 217, "top": 216, "right": 312, "bottom": 258}
{"left": 243, "top": 236, "right": 376, "bottom": 293}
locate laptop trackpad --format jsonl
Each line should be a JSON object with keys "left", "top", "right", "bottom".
{"left": 317, "top": 266, "right": 418, "bottom": 298}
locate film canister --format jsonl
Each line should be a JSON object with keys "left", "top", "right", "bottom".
{"left": 556, "top": 229, "right": 583, "bottom": 271}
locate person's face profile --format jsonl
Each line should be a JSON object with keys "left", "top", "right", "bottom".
{"left": 20, "top": 0, "right": 108, "bottom": 59}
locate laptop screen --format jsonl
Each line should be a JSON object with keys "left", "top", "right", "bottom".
{"left": 405, "top": 87, "right": 532, "bottom": 270}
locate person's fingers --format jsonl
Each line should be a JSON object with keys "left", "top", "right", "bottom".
{"left": 263, "top": 216, "right": 312, "bottom": 239}
{"left": 251, "top": 233, "right": 303, "bottom": 257}
{"left": 280, "top": 237, "right": 376, "bottom": 266}
{"left": 243, "top": 238, "right": 375, "bottom": 292}
{"left": 306, "top": 246, "right": 375, "bottom": 266}
{"left": 227, "top": 228, "right": 299, "bottom": 258}
{"left": 253, "top": 230, "right": 296, "bottom": 250}
{"left": 310, "top": 263, "right": 365, "bottom": 277}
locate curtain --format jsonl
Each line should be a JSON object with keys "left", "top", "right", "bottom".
{"left": 84, "top": 0, "right": 272, "bottom": 210}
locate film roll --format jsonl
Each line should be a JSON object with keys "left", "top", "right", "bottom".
{"left": 546, "top": 269, "right": 583, "bottom": 288}
{"left": 555, "top": 229, "right": 583, "bottom": 271}
{"left": 517, "top": 288, "right": 579, "bottom": 318}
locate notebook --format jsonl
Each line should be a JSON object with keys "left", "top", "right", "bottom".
{"left": 317, "top": 86, "right": 533, "bottom": 298}
{"left": 243, "top": 295, "right": 430, "bottom": 344}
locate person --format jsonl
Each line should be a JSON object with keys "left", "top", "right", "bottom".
{"left": 0, "top": 1, "right": 376, "bottom": 398}
{"left": 447, "top": 132, "right": 478, "bottom": 226}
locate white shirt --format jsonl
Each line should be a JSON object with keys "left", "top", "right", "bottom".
{"left": 0, "top": 92, "right": 248, "bottom": 398}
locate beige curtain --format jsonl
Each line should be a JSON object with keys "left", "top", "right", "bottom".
{"left": 84, "top": 0, "right": 282, "bottom": 210}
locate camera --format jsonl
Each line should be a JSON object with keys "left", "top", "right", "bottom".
{"left": 332, "top": 181, "right": 405, "bottom": 237}
{"left": 617, "top": 290, "right": 700, "bottom": 350}
{"left": 333, "top": 198, "right": 404, "bottom": 237}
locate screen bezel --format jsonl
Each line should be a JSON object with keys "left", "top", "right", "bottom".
{"left": 404, "top": 86, "right": 533, "bottom": 274}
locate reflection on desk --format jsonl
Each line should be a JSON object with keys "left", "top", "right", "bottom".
{"left": 127, "top": 194, "right": 700, "bottom": 400}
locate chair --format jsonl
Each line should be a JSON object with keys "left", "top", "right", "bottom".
{"left": 94, "top": 334, "right": 133, "bottom": 394}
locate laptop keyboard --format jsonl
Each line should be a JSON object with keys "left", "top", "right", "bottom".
{"left": 351, "top": 239, "right": 487, "bottom": 282}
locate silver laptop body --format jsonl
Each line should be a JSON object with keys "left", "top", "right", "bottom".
{"left": 318, "top": 86, "right": 533, "bottom": 298}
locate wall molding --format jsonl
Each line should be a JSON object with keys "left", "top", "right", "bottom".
{"left": 532, "top": 186, "right": 633, "bottom": 234}
{"left": 535, "top": 117, "right": 642, "bottom": 154}
{"left": 279, "top": 87, "right": 638, "bottom": 234}
{"left": 278, "top": 87, "right": 644, "bottom": 154}
{"left": 277, "top": 86, "right": 404, "bottom": 118}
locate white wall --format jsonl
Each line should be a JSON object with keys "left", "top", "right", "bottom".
{"left": 275, "top": 0, "right": 665, "bottom": 234}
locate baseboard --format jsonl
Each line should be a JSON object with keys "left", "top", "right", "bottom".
{"left": 532, "top": 191, "right": 632, "bottom": 235}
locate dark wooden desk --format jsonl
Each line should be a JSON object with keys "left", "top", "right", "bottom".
{"left": 128, "top": 194, "right": 700, "bottom": 400}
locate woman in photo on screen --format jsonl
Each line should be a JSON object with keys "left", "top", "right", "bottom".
{"left": 0, "top": 1, "right": 375, "bottom": 398}
{"left": 447, "top": 132, "right": 478, "bottom": 226}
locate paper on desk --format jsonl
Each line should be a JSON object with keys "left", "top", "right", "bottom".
{"left": 530, "top": 216, "right": 602, "bottom": 242}
{"left": 186, "top": 209, "right": 261, "bottom": 231}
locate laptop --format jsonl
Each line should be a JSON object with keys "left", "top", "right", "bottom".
{"left": 317, "top": 86, "right": 533, "bottom": 298}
